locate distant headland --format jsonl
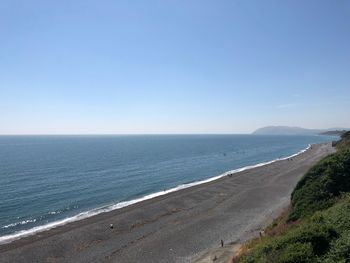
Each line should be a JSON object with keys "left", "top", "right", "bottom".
{"left": 252, "top": 126, "right": 348, "bottom": 136}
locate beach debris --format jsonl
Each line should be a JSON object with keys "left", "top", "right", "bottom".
{"left": 110, "top": 223, "right": 114, "bottom": 229}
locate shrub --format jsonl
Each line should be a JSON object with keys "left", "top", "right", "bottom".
{"left": 336, "top": 131, "right": 350, "bottom": 151}
{"left": 237, "top": 221, "right": 337, "bottom": 262}
{"left": 277, "top": 242, "right": 314, "bottom": 263}
{"left": 289, "top": 149, "right": 350, "bottom": 220}
{"left": 320, "top": 195, "right": 350, "bottom": 233}
{"left": 322, "top": 230, "right": 350, "bottom": 262}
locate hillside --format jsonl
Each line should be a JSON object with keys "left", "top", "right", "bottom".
{"left": 236, "top": 131, "right": 350, "bottom": 262}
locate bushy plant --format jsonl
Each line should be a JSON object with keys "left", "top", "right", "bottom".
{"left": 277, "top": 242, "right": 314, "bottom": 263}
{"left": 336, "top": 131, "right": 350, "bottom": 151}
{"left": 238, "top": 221, "right": 337, "bottom": 262}
{"left": 289, "top": 149, "right": 350, "bottom": 220}
{"left": 320, "top": 195, "right": 350, "bottom": 233}
{"left": 322, "top": 230, "right": 350, "bottom": 262}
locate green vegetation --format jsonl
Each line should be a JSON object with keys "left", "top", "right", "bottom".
{"left": 335, "top": 131, "right": 350, "bottom": 152}
{"left": 289, "top": 131, "right": 350, "bottom": 220}
{"left": 237, "top": 132, "right": 350, "bottom": 263}
{"left": 289, "top": 149, "right": 350, "bottom": 221}
{"left": 238, "top": 196, "right": 350, "bottom": 262}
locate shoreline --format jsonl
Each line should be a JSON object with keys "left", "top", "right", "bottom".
{"left": 0, "top": 142, "right": 335, "bottom": 263}
{"left": 0, "top": 145, "right": 311, "bottom": 245}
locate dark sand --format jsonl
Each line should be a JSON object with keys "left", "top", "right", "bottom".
{"left": 0, "top": 143, "right": 335, "bottom": 263}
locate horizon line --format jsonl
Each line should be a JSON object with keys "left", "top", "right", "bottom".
{"left": 0, "top": 133, "right": 253, "bottom": 136}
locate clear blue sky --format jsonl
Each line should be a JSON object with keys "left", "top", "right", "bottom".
{"left": 1, "top": 0, "right": 349, "bottom": 134}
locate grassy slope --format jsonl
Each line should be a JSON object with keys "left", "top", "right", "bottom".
{"left": 237, "top": 131, "right": 350, "bottom": 263}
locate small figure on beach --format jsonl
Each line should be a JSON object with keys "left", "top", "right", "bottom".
{"left": 259, "top": 230, "right": 265, "bottom": 238}
{"left": 221, "top": 239, "right": 224, "bottom": 247}
{"left": 110, "top": 223, "right": 114, "bottom": 229}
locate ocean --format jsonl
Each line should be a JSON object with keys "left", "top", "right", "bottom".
{"left": 0, "top": 134, "right": 335, "bottom": 243}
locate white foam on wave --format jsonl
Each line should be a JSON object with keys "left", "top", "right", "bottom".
{"left": 0, "top": 144, "right": 311, "bottom": 245}
{"left": 1, "top": 219, "right": 37, "bottom": 229}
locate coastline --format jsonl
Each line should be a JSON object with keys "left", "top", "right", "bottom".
{"left": 0, "top": 144, "right": 311, "bottom": 245}
{"left": 0, "top": 142, "right": 335, "bottom": 263}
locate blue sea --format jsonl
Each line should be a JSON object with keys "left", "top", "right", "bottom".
{"left": 0, "top": 135, "right": 335, "bottom": 243}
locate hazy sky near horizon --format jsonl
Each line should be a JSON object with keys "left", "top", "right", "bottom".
{"left": 1, "top": 0, "right": 350, "bottom": 134}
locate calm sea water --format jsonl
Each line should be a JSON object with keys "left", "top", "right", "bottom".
{"left": 0, "top": 135, "right": 334, "bottom": 242}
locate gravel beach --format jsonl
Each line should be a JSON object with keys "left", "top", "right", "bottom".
{"left": 0, "top": 142, "right": 335, "bottom": 263}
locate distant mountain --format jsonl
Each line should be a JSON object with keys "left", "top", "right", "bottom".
{"left": 252, "top": 126, "right": 348, "bottom": 136}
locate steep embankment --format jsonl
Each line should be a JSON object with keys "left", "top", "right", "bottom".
{"left": 236, "top": 131, "right": 350, "bottom": 263}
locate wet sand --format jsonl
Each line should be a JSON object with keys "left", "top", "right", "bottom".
{"left": 0, "top": 142, "right": 335, "bottom": 263}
